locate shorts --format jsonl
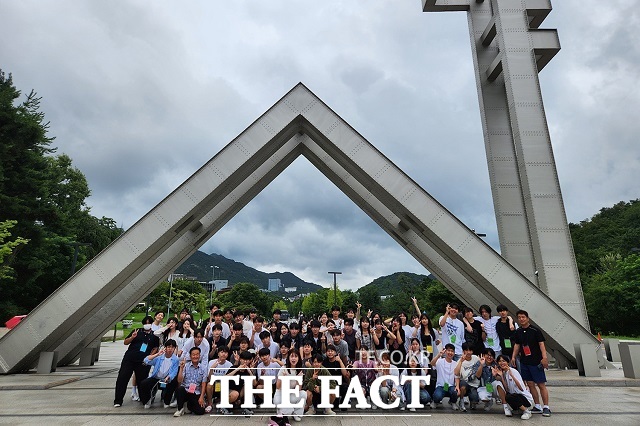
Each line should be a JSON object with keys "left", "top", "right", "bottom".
{"left": 519, "top": 363, "right": 546, "bottom": 384}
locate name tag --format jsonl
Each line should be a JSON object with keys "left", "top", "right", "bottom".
{"left": 487, "top": 337, "right": 494, "bottom": 346}
{"left": 504, "top": 338, "right": 512, "bottom": 349}
{"left": 450, "top": 335, "right": 456, "bottom": 344}
{"left": 443, "top": 383, "right": 449, "bottom": 391}
{"left": 523, "top": 345, "right": 532, "bottom": 356}
{"left": 140, "top": 343, "right": 148, "bottom": 353}
{"left": 426, "top": 345, "right": 433, "bottom": 353}
{"left": 486, "top": 382, "right": 494, "bottom": 393}
{"left": 214, "top": 382, "right": 221, "bottom": 392}
{"left": 188, "top": 383, "right": 197, "bottom": 393}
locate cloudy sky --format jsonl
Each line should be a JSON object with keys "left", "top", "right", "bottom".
{"left": 1, "top": 1, "right": 638, "bottom": 290}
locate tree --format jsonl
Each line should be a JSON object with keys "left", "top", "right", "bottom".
{"left": 357, "top": 286, "right": 381, "bottom": 313}
{"left": 0, "top": 70, "right": 123, "bottom": 321}
{"left": 583, "top": 254, "right": 640, "bottom": 336}
{"left": 219, "top": 282, "right": 271, "bottom": 316}
{"left": 271, "top": 300, "right": 288, "bottom": 313}
{"left": 0, "top": 220, "right": 29, "bottom": 279}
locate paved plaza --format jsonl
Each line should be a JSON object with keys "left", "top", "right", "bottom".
{"left": 0, "top": 339, "right": 639, "bottom": 425}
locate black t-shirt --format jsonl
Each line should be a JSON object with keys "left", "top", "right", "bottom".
{"left": 322, "top": 358, "right": 342, "bottom": 377}
{"left": 124, "top": 329, "right": 160, "bottom": 362}
{"left": 513, "top": 324, "right": 545, "bottom": 365}
{"left": 464, "top": 320, "right": 485, "bottom": 355}
{"left": 342, "top": 329, "right": 357, "bottom": 361}
{"left": 495, "top": 319, "right": 516, "bottom": 357}
{"left": 209, "top": 336, "right": 229, "bottom": 359}
{"left": 229, "top": 366, "right": 254, "bottom": 392}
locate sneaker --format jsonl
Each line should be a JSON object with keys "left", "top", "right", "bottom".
{"left": 484, "top": 399, "right": 494, "bottom": 411}
{"left": 219, "top": 408, "right": 232, "bottom": 415}
{"left": 169, "top": 401, "right": 178, "bottom": 408}
{"left": 131, "top": 394, "right": 140, "bottom": 401}
{"left": 324, "top": 408, "right": 336, "bottom": 415}
{"left": 304, "top": 406, "right": 315, "bottom": 415}
{"left": 450, "top": 402, "right": 458, "bottom": 411}
{"left": 143, "top": 403, "right": 151, "bottom": 409}
{"left": 173, "top": 408, "right": 184, "bottom": 417}
{"left": 399, "top": 403, "right": 405, "bottom": 411}
{"left": 242, "top": 408, "right": 254, "bottom": 417}
{"left": 542, "top": 407, "right": 551, "bottom": 417}
{"left": 430, "top": 401, "right": 436, "bottom": 409}
{"left": 409, "top": 407, "right": 416, "bottom": 412}
{"left": 470, "top": 402, "right": 477, "bottom": 410}
{"left": 521, "top": 409, "right": 532, "bottom": 420}
{"left": 163, "top": 403, "right": 170, "bottom": 409}
{"left": 205, "top": 405, "right": 212, "bottom": 413}
{"left": 113, "top": 403, "right": 121, "bottom": 408}
{"left": 531, "top": 406, "right": 543, "bottom": 414}
{"left": 504, "top": 405, "right": 512, "bottom": 417}
{"left": 293, "top": 415, "right": 302, "bottom": 422}
{"left": 459, "top": 399, "right": 467, "bottom": 412}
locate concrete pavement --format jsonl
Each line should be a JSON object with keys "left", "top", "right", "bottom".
{"left": 0, "top": 340, "right": 639, "bottom": 425}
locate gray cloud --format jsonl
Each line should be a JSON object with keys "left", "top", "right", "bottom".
{"left": 1, "top": 0, "right": 637, "bottom": 289}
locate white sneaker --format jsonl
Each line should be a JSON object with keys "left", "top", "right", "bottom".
{"left": 293, "top": 415, "right": 302, "bottom": 422}
{"left": 163, "top": 403, "right": 170, "bottom": 409}
{"left": 304, "top": 406, "right": 315, "bottom": 415}
{"left": 459, "top": 399, "right": 467, "bottom": 411}
{"left": 324, "top": 408, "right": 336, "bottom": 415}
{"left": 113, "top": 404, "right": 121, "bottom": 408}
{"left": 143, "top": 403, "right": 151, "bottom": 409}
{"left": 484, "top": 399, "right": 494, "bottom": 411}
{"left": 173, "top": 408, "right": 184, "bottom": 417}
{"left": 409, "top": 407, "right": 416, "bottom": 412}
{"left": 169, "top": 401, "right": 178, "bottom": 408}
{"left": 450, "top": 402, "right": 458, "bottom": 411}
{"left": 504, "top": 405, "right": 512, "bottom": 417}
{"left": 521, "top": 409, "right": 532, "bottom": 420}
{"left": 430, "top": 401, "right": 436, "bottom": 409}
{"left": 131, "top": 393, "right": 140, "bottom": 401}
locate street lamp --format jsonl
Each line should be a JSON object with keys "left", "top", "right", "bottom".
{"left": 328, "top": 271, "right": 342, "bottom": 307}
{"left": 167, "top": 273, "right": 174, "bottom": 318}
{"left": 210, "top": 266, "right": 219, "bottom": 305}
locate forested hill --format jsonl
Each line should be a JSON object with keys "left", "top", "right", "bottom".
{"left": 569, "top": 199, "right": 640, "bottom": 278}
{"left": 568, "top": 199, "right": 640, "bottom": 336}
{"left": 358, "top": 272, "right": 434, "bottom": 295}
{"left": 174, "top": 250, "right": 323, "bottom": 295}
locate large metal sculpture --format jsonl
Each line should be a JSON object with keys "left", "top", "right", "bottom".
{"left": 0, "top": 1, "right": 595, "bottom": 373}
{"left": 422, "top": 0, "right": 589, "bottom": 328}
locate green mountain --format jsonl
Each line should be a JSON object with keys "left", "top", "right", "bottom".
{"left": 174, "top": 250, "right": 323, "bottom": 295}
{"left": 357, "top": 271, "right": 434, "bottom": 295}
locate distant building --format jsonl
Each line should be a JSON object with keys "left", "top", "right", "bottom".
{"left": 284, "top": 287, "right": 297, "bottom": 293}
{"left": 268, "top": 278, "right": 281, "bottom": 292}
{"left": 168, "top": 273, "right": 197, "bottom": 282}
{"left": 212, "top": 280, "right": 229, "bottom": 291}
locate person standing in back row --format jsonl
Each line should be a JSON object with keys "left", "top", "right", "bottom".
{"left": 511, "top": 310, "right": 551, "bottom": 417}
{"left": 114, "top": 316, "right": 160, "bottom": 407}
{"left": 439, "top": 303, "right": 465, "bottom": 360}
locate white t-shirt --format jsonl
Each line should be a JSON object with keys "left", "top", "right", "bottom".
{"left": 257, "top": 360, "right": 281, "bottom": 385}
{"left": 434, "top": 357, "right": 456, "bottom": 387}
{"left": 208, "top": 359, "right": 233, "bottom": 376}
{"left": 475, "top": 316, "right": 501, "bottom": 351}
{"left": 439, "top": 316, "right": 465, "bottom": 354}
{"left": 459, "top": 355, "right": 481, "bottom": 388}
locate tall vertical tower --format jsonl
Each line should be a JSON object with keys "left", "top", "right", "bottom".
{"left": 422, "top": 0, "right": 589, "bottom": 327}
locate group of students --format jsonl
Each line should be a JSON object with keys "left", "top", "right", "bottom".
{"left": 113, "top": 299, "right": 552, "bottom": 422}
